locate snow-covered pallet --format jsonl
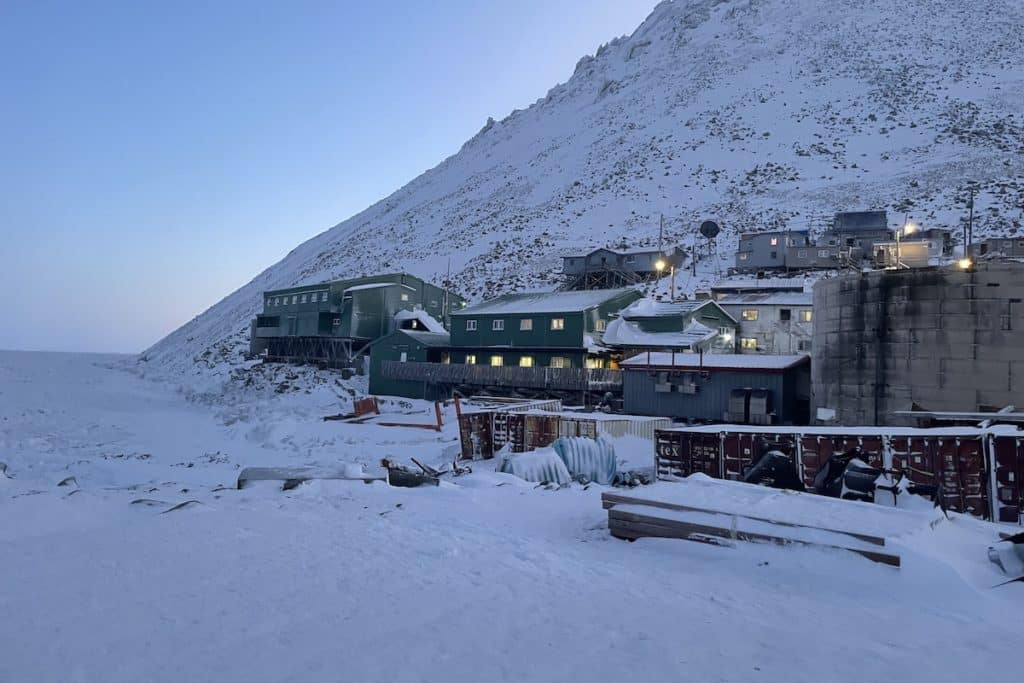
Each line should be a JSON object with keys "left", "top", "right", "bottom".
{"left": 602, "top": 489, "right": 901, "bottom": 567}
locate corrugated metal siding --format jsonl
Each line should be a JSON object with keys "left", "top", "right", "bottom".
{"left": 623, "top": 369, "right": 787, "bottom": 422}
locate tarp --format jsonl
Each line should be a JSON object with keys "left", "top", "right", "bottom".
{"left": 496, "top": 445, "right": 572, "bottom": 485}
{"left": 550, "top": 436, "right": 619, "bottom": 485}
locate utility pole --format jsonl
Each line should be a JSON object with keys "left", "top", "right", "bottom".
{"left": 658, "top": 214, "right": 664, "bottom": 255}
{"left": 967, "top": 185, "right": 975, "bottom": 256}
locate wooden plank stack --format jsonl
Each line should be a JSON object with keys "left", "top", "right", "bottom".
{"left": 602, "top": 490, "right": 901, "bottom": 567}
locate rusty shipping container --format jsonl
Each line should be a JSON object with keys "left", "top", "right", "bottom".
{"left": 654, "top": 425, "right": 1024, "bottom": 524}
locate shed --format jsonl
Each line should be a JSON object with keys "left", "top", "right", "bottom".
{"left": 368, "top": 329, "right": 451, "bottom": 401}
{"left": 621, "top": 352, "right": 811, "bottom": 424}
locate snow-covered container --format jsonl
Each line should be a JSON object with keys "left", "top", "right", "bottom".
{"left": 458, "top": 407, "right": 670, "bottom": 460}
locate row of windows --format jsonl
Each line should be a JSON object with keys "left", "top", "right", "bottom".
{"left": 465, "top": 317, "right": 575, "bottom": 332}
{"left": 740, "top": 309, "right": 812, "bottom": 322}
{"left": 739, "top": 337, "right": 812, "bottom": 352}
{"left": 267, "top": 292, "right": 329, "bottom": 307}
{"left": 461, "top": 354, "right": 590, "bottom": 369}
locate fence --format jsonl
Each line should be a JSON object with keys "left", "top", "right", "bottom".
{"left": 382, "top": 361, "right": 622, "bottom": 392}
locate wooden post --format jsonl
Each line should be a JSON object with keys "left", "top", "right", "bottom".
{"left": 434, "top": 401, "right": 443, "bottom": 432}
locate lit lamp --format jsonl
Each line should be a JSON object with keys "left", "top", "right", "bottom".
{"left": 655, "top": 258, "right": 675, "bottom": 300}
{"left": 958, "top": 257, "right": 973, "bottom": 270}
{"left": 895, "top": 220, "right": 917, "bottom": 269}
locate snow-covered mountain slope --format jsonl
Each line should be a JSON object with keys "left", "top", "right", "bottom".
{"left": 145, "top": 0, "right": 1024, "bottom": 384}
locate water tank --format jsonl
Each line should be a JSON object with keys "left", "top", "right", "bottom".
{"left": 811, "top": 262, "right": 1024, "bottom": 426}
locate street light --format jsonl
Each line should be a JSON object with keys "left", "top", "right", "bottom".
{"left": 654, "top": 258, "right": 676, "bottom": 300}
{"left": 958, "top": 257, "right": 973, "bottom": 270}
{"left": 895, "top": 219, "right": 917, "bottom": 269}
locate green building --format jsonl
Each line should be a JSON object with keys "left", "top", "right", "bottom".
{"left": 250, "top": 273, "right": 464, "bottom": 365}
{"left": 368, "top": 328, "right": 451, "bottom": 401}
{"left": 446, "top": 288, "right": 643, "bottom": 369}
{"left": 369, "top": 287, "right": 643, "bottom": 401}
{"left": 601, "top": 298, "right": 738, "bottom": 357}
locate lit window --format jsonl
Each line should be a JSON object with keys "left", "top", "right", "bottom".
{"left": 770, "top": 237, "right": 778, "bottom": 246}
{"left": 800, "top": 310, "right": 813, "bottom": 322}
{"left": 550, "top": 357, "right": 570, "bottom": 369}
{"left": 585, "top": 357, "right": 604, "bottom": 369}
{"left": 595, "top": 319, "right": 606, "bottom": 332}
{"left": 399, "top": 351, "right": 407, "bottom": 363}
{"left": 741, "top": 309, "right": 759, "bottom": 321}
{"left": 466, "top": 320, "right": 477, "bottom": 331}
{"left": 266, "top": 299, "right": 271, "bottom": 307}
{"left": 465, "top": 354, "right": 477, "bottom": 365}
{"left": 741, "top": 337, "right": 758, "bottom": 350}
{"left": 551, "top": 318, "right": 565, "bottom": 330}
{"left": 291, "top": 295, "right": 297, "bottom": 304}
{"left": 519, "top": 356, "right": 534, "bottom": 368}
{"left": 401, "top": 293, "right": 410, "bottom": 302}
{"left": 492, "top": 319, "right": 505, "bottom": 331}
{"left": 739, "top": 253, "right": 749, "bottom": 261}
{"left": 274, "top": 297, "right": 281, "bottom": 305}
{"left": 321, "top": 292, "right": 328, "bottom": 302}
{"left": 300, "top": 294, "right": 307, "bottom": 303}
{"left": 520, "top": 319, "right": 533, "bottom": 331}
{"left": 490, "top": 355, "right": 503, "bottom": 367}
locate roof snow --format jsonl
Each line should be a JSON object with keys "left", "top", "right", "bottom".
{"left": 717, "top": 292, "right": 814, "bottom": 306}
{"left": 344, "top": 282, "right": 412, "bottom": 292}
{"left": 621, "top": 352, "right": 810, "bottom": 371}
{"left": 453, "top": 288, "right": 639, "bottom": 316}
{"left": 394, "top": 309, "right": 447, "bottom": 334}
{"left": 709, "top": 278, "right": 810, "bottom": 293}
{"left": 602, "top": 317, "right": 717, "bottom": 349}
{"left": 618, "top": 298, "right": 708, "bottom": 318}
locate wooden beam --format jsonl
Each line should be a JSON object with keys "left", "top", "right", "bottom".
{"left": 601, "top": 491, "right": 888, "bottom": 546}
{"left": 608, "top": 507, "right": 900, "bottom": 567}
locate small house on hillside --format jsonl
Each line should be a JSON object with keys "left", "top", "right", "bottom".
{"left": 562, "top": 245, "right": 684, "bottom": 289}
{"left": 601, "top": 299, "right": 738, "bottom": 356}
{"left": 735, "top": 231, "right": 810, "bottom": 271}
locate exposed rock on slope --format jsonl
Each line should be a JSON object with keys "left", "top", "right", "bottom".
{"left": 145, "top": 0, "right": 1024, "bottom": 383}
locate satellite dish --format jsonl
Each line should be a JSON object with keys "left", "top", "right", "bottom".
{"left": 699, "top": 220, "right": 721, "bottom": 239}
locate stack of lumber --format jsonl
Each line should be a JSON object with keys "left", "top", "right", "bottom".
{"left": 603, "top": 480, "right": 902, "bottom": 567}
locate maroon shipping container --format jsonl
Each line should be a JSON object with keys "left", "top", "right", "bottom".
{"left": 654, "top": 427, "right": 1024, "bottom": 524}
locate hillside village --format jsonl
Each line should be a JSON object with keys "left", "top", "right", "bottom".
{"left": 245, "top": 203, "right": 1024, "bottom": 526}
{"left": 4, "top": 1, "right": 1024, "bottom": 680}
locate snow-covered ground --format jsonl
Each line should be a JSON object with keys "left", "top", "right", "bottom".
{"left": 1, "top": 350, "right": 1020, "bottom": 682}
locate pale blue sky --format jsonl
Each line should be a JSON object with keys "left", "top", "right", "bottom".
{"left": 0, "top": 1, "right": 658, "bottom": 353}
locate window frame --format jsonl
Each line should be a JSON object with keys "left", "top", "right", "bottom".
{"left": 741, "top": 309, "right": 759, "bottom": 321}
{"left": 740, "top": 337, "right": 758, "bottom": 350}
{"left": 489, "top": 354, "right": 503, "bottom": 367}
{"left": 492, "top": 319, "right": 505, "bottom": 331}
{"left": 465, "top": 319, "right": 478, "bottom": 332}
{"left": 519, "top": 318, "right": 533, "bottom": 331}
{"left": 550, "top": 318, "right": 565, "bottom": 331}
